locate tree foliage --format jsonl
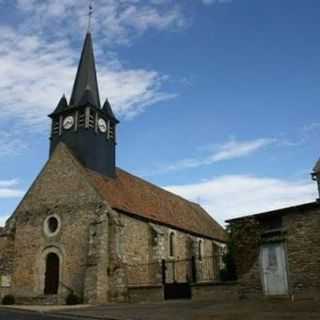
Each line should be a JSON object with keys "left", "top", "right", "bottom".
{"left": 219, "top": 225, "right": 237, "bottom": 281}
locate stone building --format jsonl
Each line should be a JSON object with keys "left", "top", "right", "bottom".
{"left": 0, "top": 31, "right": 226, "bottom": 304}
{"left": 226, "top": 162, "right": 320, "bottom": 300}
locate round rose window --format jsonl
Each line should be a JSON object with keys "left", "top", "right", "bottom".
{"left": 44, "top": 214, "right": 61, "bottom": 237}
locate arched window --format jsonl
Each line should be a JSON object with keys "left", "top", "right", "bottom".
{"left": 198, "top": 240, "right": 203, "bottom": 261}
{"left": 169, "top": 232, "right": 175, "bottom": 257}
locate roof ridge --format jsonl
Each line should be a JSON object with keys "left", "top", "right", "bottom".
{"left": 226, "top": 201, "right": 319, "bottom": 222}
{"left": 115, "top": 167, "right": 202, "bottom": 207}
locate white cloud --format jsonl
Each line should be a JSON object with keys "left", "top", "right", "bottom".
{"left": 0, "top": 27, "right": 173, "bottom": 129}
{"left": 0, "top": 189, "right": 24, "bottom": 198}
{"left": 150, "top": 138, "right": 274, "bottom": 174}
{"left": 210, "top": 138, "right": 275, "bottom": 162}
{"left": 0, "top": 179, "right": 23, "bottom": 226}
{"left": 0, "top": 179, "right": 20, "bottom": 187}
{"left": 0, "top": 0, "right": 184, "bottom": 130}
{"left": 14, "top": 0, "right": 185, "bottom": 45}
{"left": 0, "top": 215, "right": 9, "bottom": 227}
{"left": 0, "top": 179, "right": 24, "bottom": 198}
{"left": 202, "top": 0, "right": 232, "bottom": 5}
{"left": 165, "top": 175, "right": 317, "bottom": 225}
{"left": 277, "top": 122, "right": 320, "bottom": 147}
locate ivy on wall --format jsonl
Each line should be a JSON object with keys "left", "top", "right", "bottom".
{"left": 220, "top": 219, "right": 263, "bottom": 280}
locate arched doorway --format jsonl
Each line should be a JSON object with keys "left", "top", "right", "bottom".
{"left": 44, "top": 252, "right": 60, "bottom": 295}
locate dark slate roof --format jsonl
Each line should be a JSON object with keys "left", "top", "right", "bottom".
{"left": 86, "top": 168, "right": 226, "bottom": 242}
{"left": 313, "top": 158, "right": 320, "bottom": 174}
{"left": 226, "top": 201, "right": 319, "bottom": 223}
{"left": 102, "top": 99, "right": 119, "bottom": 123}
{"left": 78, "top": 86, "right": 99, "bottom": 108}
{"left": 49, "top": 95, "right": 68, "bottom": 117}
{"left": 70, "top": 32, "right": 101, "bottom": 108}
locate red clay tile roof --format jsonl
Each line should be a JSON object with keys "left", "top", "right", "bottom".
{"left": 87, "top": 168, "right": 226, "bottom": 242}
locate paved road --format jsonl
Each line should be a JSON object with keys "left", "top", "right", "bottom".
{"left": 56, "top": 300, "right": 320, "bottom": 320}
{"left": 2, "top": 300, "right": 320, "bottom": 320}
{"left": 0, "top": 309, "right": 81, "bottom": 320}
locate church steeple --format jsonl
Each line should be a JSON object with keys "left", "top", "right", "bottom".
{"left": 70, "top": 32, "right": 101, "bottom": 109}
{"left": 48, "top": 31, "right": 119, "bottom": 178}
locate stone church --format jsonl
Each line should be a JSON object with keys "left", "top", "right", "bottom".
{"left": 0, "top": 32, "right": 226, "bottom": 304}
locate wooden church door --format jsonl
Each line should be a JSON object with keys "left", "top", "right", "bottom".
{"left": 44, "top": 253, "right": 60, "bottom": 295}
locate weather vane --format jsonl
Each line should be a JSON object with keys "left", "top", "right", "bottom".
{"left": 87, "top": 0, "right": 94, "bottom": 32}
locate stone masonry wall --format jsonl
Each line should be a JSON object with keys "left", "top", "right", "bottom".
{"left": 230, "top": 206, "right": 320, "bottom": 299}
{"left": 0, "top": 228, "right": 15, "bottom": 299}
{"left": 0, "top": 233, "right": 14, "bottom": 275}
{"left": 83, "top": 208, "right": 111, "bottom": 304}
{"left": 113, "top": 212, "right": 224, "bottom": 295}
{"left": 229, "top": 218, "right": 264, "bottom": 297}
{"left": 9, "top": 144, "right": 107, "bottom": 302}
{"left": 191, "top": 281, "right": 239, "bottom": 301}
{"left": 285, "top": 208, "right": 320, "bottom": 298}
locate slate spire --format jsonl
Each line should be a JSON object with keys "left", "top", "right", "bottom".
{"left": 70, "top": 32, "right": 101, "bottom": 108}
{"left": 49, "top": 94, "right": 68, "bottom": 117}
{"left": 102, "top": 99, "right": 119, "bottom": 123}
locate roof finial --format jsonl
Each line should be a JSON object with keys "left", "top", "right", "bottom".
{"left": 87, "top": 0, "right": 94, "bottom": 33}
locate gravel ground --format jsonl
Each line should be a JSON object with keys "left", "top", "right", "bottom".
{"left": 52, "top": 299, "right": 320, "bottom": 320}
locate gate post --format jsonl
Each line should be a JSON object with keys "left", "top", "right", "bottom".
{"left": 161, "top": 259, "right": 166, "bottom": 284}
{"left": 191, "top": 256, "right": 197, "bottom": 283}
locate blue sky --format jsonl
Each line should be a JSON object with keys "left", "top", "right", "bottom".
{"left": 0, "top": 0, "right": 320, "bottom": 226}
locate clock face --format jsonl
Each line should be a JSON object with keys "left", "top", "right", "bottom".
{"left": 63, "top": 116, "right": 74, "bottom": 130}
{"left": 98, "top": 118, "right": 107, "bottom": 133}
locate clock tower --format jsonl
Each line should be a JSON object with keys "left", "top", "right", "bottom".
{"left": 49, "top": 32, "right": 119, "bottom": 178}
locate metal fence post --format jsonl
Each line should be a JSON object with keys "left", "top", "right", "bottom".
{"left": 191, "top": 256, "right": 197, "bottom": 283}
{"left": 161, "top": 259, "right": 166, "bottom": 284}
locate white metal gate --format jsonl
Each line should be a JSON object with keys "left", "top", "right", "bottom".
{"left": 260, "top": 243, "right": 288, "bottom": 295}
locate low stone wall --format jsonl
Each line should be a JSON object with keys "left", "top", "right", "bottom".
{"left": 291, "top": 287, "right": 320, "bottom": 301}
{"left": 128, "top": 285, "right": 164, "bottom": 303}
{"left": 191, "top": 281, "right": 239, "bottom": 301}
{"left": 128, "top": 282, "right": 239, "bottom": 303}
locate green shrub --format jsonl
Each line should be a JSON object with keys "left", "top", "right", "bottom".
{"left": 65, "top": 293, "right": 81, "bottom": 305}
{"left": 219, "top": 227, "right": 237, "bottom": 281}
{"left": 2, "top": 294, "right": 15, "bottom": 305}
